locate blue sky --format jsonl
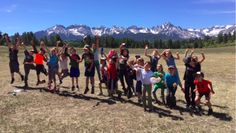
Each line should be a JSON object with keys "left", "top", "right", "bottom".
{"left": 0, "top": 0, "right": 235, "bottom": 35}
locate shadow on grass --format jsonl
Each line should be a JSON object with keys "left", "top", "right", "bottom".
{"left": 211, "top": 112, "right": 233, "bottom": 121}
{"left": 176, "top": 99, "right": 232, "bottom": 121}
{"left": 12, "top": 86, "right": 232, "bottom": 121}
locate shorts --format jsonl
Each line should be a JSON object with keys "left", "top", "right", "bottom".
{"left": 136, "top": 80, "right": 142, "bottom": 94}
{"left": 85, "top": 66, "right": 95, "bottom": 77}
{"left": 36, "top": 64, "right": 47, "bottom": 75}
{"left": 153, "top": 83, "right": 165, "bottom": 92}
{"left": 48, "top": 65, "right": 58, "bottom": 81}
{"left": 197, "top": 91, "right": 211, "bottom": 100}
{"left": 70, "top": 67, "right": 80, "bottom": 78}
{"left": 9, "top": 62, "right": 19, "bottom": 73}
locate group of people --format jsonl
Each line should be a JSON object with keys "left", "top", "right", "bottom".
{"left": 3, "top": 34, "right": 215, "bottom": 115}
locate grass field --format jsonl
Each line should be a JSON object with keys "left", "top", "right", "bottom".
{"left": 0, "top": 46, "right": 235, "bottom": 133}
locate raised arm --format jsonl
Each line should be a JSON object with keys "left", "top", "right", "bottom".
{"left": 174, "top": 52, "right": 180, "bottom": 60}
{"left": 199, "top": 52, "right": 205, "bottom": 64}
{"left": 144, "top": 45, "right": 151, "bottom": 58}
{"left": 160, "top": 49, "right": 168, "bottom": 60}
{"left": 184, "top": 49, "right": 189, "bottom": 58}
{"left": 96, "top": 35, "right": 100, "bottom": 48}
{"left": 31, "top": 40, "right": 38, "bottom": 53}
{"left": 4, "top": 35, "right": 11, "bottom": 49}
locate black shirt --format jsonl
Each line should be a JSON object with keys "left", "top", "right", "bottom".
{"left": 24, "top": 50, "right": 34, "bottom": 63}
{"left": 9, "top": 48, "right": 18, "bottom": 63}
{"left": 82, "top": 52, "right": 94, "bottom": 68}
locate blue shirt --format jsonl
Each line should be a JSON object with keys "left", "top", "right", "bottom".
{"left": 166, "top": 56, "right": 176, "bottom": 67}
{"left": 48, "top": 54, "right": 58, "bottom": 68}
{"left": 165, "top": 73, "right": 179, "bottom": 87}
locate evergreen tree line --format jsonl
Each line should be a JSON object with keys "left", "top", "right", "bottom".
{"left": 0, "top": 31, "right": 235, "bottom": 48}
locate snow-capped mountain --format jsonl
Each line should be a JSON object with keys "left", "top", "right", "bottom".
{"left": 34, "top": 22, "right": 236, "bottom": 41}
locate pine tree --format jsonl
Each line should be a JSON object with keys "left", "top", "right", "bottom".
{"left": 223, "top": 33, "right": 228, "bottom": 43}
{"left": 217, "top": 33, "right": 223, "bottom": 43}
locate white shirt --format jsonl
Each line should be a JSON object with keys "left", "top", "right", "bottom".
{"left": 134, "top": 66, "right": 142, "bottom": 81}
{"left": 141, "top": 69, "right": 153, "bottom": 85}
{"left": 60, "top": 58, "right": 68, "bottom": 70}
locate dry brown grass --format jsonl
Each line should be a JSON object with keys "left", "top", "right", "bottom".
{"left": 0, "top": 46, "right": 235, "bottom": 133}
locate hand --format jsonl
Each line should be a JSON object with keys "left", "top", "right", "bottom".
{"left": 211, "top": 90, "right": 215, "bottom": 94}
{"left": 185, "top": 48, "right": 189, "bottom": 52}
{"left": 173, "top": 83, "right": 177, "bottom": 88}
{"left": 191, "top": 49, "right": 194, "bottom": 53}
{"left": 145, "top": 45, "right": 148, "bottom": 49}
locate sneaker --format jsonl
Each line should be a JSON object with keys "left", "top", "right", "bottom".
{"left": 10, "top": 78, "right": 15, "bottom": 84}
{"left": 59, "top": 79, "right": 63, "bottom": 84}
{"left": 91, "top": 87, "right": 95, "bottom": 94}
{"left": 84, "top": 87, "right": 89, "bottom": 94}
{"left": 138, "top": 99, "right": 142, "bottom": 104}
{"left": 21, "top": 75, "right": 24, "bottom": 81}
{"left": 76, "top": 85, "right": 79, "bottom": 91}
{"left": 208, "top": 108, "right": 213, "bottom": 115}
{"left": 71, "top": 86, "right": 75, "bottom": 91}
{"left": 186, "top": 104, "right": 190, "bottom": 109}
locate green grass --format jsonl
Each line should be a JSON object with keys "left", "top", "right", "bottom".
{"left": 0, "top": 46, "right": 235, "bottom": 132}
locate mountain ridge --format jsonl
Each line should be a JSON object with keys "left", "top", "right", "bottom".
{"left": 34, "top": 22, "right": 236, "bottom": 41}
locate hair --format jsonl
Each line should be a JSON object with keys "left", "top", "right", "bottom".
{"left": 145, "top": 61, "right": 151, "bottom": 66}
{"left": 137, "top": 57, "right": 144, "bottom": 63}
{"left": 157, "top": 64, "right": 163, "bottom": 71}
{"left": 120, "top": 48, "right": 129, "bottom": 58}
{"left": 128, "top": 60, "right": 134, "bottom": 66}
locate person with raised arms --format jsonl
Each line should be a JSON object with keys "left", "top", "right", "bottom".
{"left": 4, "top": 34, "right": 24, "bottom": 84}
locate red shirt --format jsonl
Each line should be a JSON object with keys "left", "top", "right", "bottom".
{"left": 194, "top": 79, "right": 212, "bottom": 93}
{"left": 35, "top": 53, "right": 45, "bottom": 65}
{"left": 107, "top": 62, "right": 117, "bottom": 80}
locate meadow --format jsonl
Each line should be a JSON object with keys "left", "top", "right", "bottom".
{"left": 0, "top": 46, "right": 235, "bottom": 133}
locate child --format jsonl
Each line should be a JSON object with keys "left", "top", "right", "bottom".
{"left": 92, "top": 36, "right": 102, "bottom": 81}
{"left": 33, "top": 41, "right": 48, "bottom": 86}
{"left": 98, "top": 57, "right": 108, "bottom": 96}
{"left": 137, "top": 61, "right": 153, "bottom": 112}
{"left": 151, "top": 64, "right": 166, "bottom": 104}
{"left": 65, "top": 46, "right": 80, "bottom": 91}
{"left": 126, "top": 60, "right": 136, "bottom": 99}
{"left": 165, "top": 66, "right": 184, "bottom": 108}
{"left": 184, "top": 49, "right": 205, "bottom": 72}
{"left": 133, "top": 58, "right": 144, "bottom": 103}
{"left": 192, "top": 52, "right": 205, "bottom": 72}
{"left": 194, "top": 72, "right": 215, "bottom": 115}
{"left": 118, "top": 48, "right": 129, "bottom": 95}
{"left": 183, "top": 50, "right": 197, "bottom": 109}
{"left": 46, "top": 47, "right": 59, "bottom": 92}
{"left": 22, "top": 42, "right": 36, "bottom": 88}
{"left": 107, "top": 53, "right": 118, "bottom": 97}
{"left": 58, "top": 46, "right": 69, "bottom": 84}
{"left": 144, "top": 45, "right": 161, "bottom": 72}
{"left": 81, "top": 45, "right": 95, "bottom": 94}
{"left": 162, "top": 49, "right": 182, "bottom": 86}
{"left": 5, "top": 35, "right": 24, "bottom": 84}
